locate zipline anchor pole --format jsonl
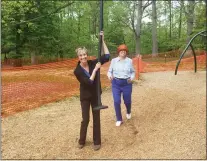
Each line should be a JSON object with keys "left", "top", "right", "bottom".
{"left": 93, "top": 0, "right": 108, "bottom": 111}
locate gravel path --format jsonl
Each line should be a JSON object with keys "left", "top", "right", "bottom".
{"left": 1, "top": 71, "right": 206, "bottom": 159}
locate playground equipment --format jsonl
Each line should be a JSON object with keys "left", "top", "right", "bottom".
{"left": 175, "top": 30, "right": 207, "bottom": 75}
{"left": 93, "top": 0, "right": 108, "bottom": 111}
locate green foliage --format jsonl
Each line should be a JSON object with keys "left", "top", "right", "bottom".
{"left": 1, "top": 1, "right": 206, "bottom": 65}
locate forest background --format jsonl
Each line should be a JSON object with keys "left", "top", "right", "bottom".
{"left": 1, "top": 0, "right": 206, "bottom": 66}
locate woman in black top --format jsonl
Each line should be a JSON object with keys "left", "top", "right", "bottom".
{"left": 74, "top": 31, "right": 110, "bottom": 151}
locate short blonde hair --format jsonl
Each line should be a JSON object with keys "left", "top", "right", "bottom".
{"left": 75, "top": 47, "right": 88, "bottom": 56}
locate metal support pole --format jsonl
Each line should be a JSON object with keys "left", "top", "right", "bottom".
{"left": 175, "top": 30, "right": 206, "bottom": 75}
{"left": 93, "top": 0, "right": 108, "bottom": 111}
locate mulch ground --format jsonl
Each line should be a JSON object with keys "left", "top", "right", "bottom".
{"left": 1, "top": 70, "right": 206, "bottom": 159}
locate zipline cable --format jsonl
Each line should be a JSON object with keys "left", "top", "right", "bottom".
{"left": 8, "top": 2, "right": 74, "bottom": 26}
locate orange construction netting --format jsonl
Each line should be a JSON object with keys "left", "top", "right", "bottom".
{"left": 1, "top": 53, "right": 206, "bottom": 117}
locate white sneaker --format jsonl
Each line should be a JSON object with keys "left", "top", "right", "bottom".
{"left": 116, "top": 121, "right": 122, "bottom": 126}
{"left": 126, "top": 113, "right": 131, "bottom": 120}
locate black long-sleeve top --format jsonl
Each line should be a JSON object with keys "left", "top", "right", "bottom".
{"left": 74, "top": 54, "right": 110, "bottom": 101}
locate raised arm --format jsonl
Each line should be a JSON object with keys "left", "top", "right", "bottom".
{"left": 92, "top": 31, "right": 110, "bottom": 65}
{"left": 100, "top": 31, "right": 110, "bottom": 55}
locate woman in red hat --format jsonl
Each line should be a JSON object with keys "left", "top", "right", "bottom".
{"left": 107, "top": 44, "right": 135, "bottom": 126}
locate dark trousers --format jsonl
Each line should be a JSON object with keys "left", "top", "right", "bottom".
{"left": 112, "top": 79, "right": 132, "bottom": 121}
{"left": 79, "top": 98, "right": 101, "bottom": 145}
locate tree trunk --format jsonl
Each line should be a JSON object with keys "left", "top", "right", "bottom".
{"left": 14, "top": 23, "right": 22, "bottom": 67}
{"left": 182, "top": 0, "right": 195, "bottom": 55}
{"left": 152, "top": 0, "right": 158, "bottom": 57}
{"left": 77, "top": 8, "right": 81, "bottom": 45}
{"left": 178, "top": 3, "right": 182, "bottom": 39}
{"left": 135, "top": 1, "right": 142, "bottom": 55}
{"left": 31, "top": 51, "right": 38, "bottom": 65}
{"left": 135, "top": 35, "right": 141, "bottom": 55}
{"left": 164, "top": 1, "right": 167, "bottom": 38}
{"left": 169, "top": 0, "right": 172, "bottom": 39}
{"left": 186, "top": 0, "right": 195, "bottom": 43}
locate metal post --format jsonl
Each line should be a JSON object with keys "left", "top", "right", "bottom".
{"left": 93, "top": 0, "right": 108, "bottom": 111}
{"left": 175, "top": 30, "right": 206, "bottom": 75}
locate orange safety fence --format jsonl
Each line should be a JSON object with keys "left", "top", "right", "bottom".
{"left": 1, "top": 52, "right": 206, "bottom": 117}
{"left": 1, "top": 56, "right": 110, "bottom": 118}
{"left": 141, "top": 53, "right": 206, "bottom": 73}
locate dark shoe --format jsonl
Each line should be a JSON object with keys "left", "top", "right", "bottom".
{"left": 93, "top": 105, "right": 108, "bottom": 111}
{"left": 93, "top": 144, "right": 101, "bottom": 151}
{"left": 77, "top": 144, "right": 84, "bottom": 149}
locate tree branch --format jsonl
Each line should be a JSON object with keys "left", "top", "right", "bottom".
{"left": 142, "top": 1, "right": 152, "bottom": 12}
{"left": 130, "top": 2, "right": 137, "bottom": 35}
{"left": 142, "top": 13, "right": 150, "bottom": 19}
{"left": 14, "top": 1, "right": 75, "bottom": 25}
